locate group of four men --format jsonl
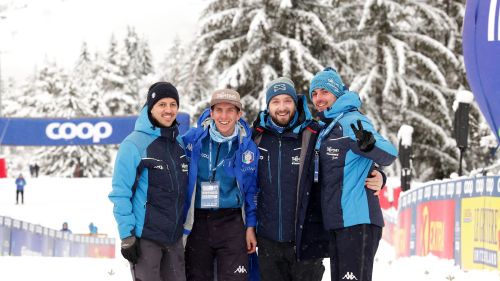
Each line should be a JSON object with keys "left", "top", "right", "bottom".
{"left": 109, "top": 67, "right": 398, "bottom": 281}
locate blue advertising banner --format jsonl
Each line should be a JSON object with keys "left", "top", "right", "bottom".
{"left": 54, "top": 232, "right": 71, "bottom": 257}
{"left": 463, "top": 0, "right": 500, "bottom": 143}
{"left": 0, "top": 217, "right": 12, "bottom": 256}
{"left": 0, "top": 112, "right": 190, "bottom": 146}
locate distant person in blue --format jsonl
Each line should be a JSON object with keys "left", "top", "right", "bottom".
{"left": 182, "top": 89, "right": 258, "bottom": 281}
{"left": 109, "top": 82, "right": 188, "bottom": 281}
{"left": 61, "top": 222, "right": 72, "bottom": 233}
{"left": 309, "top": 67, "right": 398, "bottom": 281}
{"left": 88, "top": 222, "right": 98, "bottom": 235}
{"left": 15, "top": 173, "right": 26, "bottom": 205}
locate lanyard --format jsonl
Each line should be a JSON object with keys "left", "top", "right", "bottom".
{"left": 209, "top": 140, "right": 226, "bottom": 182}
{"left": 313, "top": 113, "right": 344, "bottom": 182}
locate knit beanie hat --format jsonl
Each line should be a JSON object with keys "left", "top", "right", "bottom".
{"left": 265, "top": 77, "right": 298, "bottom": 106}
{"left": 147, "top": 82, "right": 179, "bottom": 110}
{"left": 309, "top": 67, "right": 347, "bottom": 100}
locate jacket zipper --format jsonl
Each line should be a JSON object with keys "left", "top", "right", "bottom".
{"left": 267, "top": 155, "right": 272, "bottom": 184}
{"left": 166, "top": 142, "right": 180, "bottom": 242}
{"left": 278, "top": 138, "right": 282, "bottom": 241}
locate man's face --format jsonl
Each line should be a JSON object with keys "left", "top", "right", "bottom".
{"left": 268, "top": 94, "right": 296, "bottom": 126}
{"left": 210, "top": 102, "right": 242, "bottom": 137}
{"left": 311, "top": 88, "right": 337, "bottom": 112}
{"left": 150, "top": 97, "right": 178, "bottom": 127}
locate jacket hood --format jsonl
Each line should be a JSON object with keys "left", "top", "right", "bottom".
{"left": 196, "top": 108, "right": 252, "bottom": 145}
{"left": 254, "top": 94, "right": 313, "bottom": 134}
{"left": 134, "top": 106, "right": 178, "bottom": 138}
{"left": 321, "top": 91, "right": 361, "bottom": 120}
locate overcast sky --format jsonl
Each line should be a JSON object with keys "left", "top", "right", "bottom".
{"left": 0, "top": 0, "right": 204, "bottom": 83}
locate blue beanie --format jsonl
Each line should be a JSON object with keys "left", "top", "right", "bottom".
{"left": 309, "top": 67, "right": 347, "bottom": 100}
{"left": 266, "top": 77, "right": 298, "bottom": 106}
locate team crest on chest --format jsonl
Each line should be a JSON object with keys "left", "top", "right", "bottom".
{"left": 242, "top": 150, "right": 255, "bottom": 164}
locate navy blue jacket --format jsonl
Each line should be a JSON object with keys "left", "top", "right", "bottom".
{"left": 109, "top": 107, "right": 188, "bottom": 245}
{"left": 252, "top": 95, "right": 329, "bottom": 260}
{"left": 318, "top": 92, "right": 397, "bottom": 230}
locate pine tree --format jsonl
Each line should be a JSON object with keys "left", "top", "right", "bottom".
{"left": 191, "top": 0, "right": 339, "bottom": 121}
{"left": 327, "top": 0, "right": 485, "bottom": 180}
{"left": 101, "top": 35, "right": 136, "bottom": 115}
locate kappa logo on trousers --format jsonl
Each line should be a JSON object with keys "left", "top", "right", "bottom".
{"left": 342, "top": 272, "right": 358, "bottom": 280}
{"left": 233, "top": 265, "right": 247, "bottom": 274}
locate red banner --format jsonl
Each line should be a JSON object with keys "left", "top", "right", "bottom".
{"left": 415, "top": 200, "right": 455, "bottom": 259}
{"left": 396, "top": 208, "right": 412, "bottom": 257}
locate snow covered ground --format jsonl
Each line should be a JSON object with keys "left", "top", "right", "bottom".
{"left": 0, "top": 177, "right": 499, "bottom": 281}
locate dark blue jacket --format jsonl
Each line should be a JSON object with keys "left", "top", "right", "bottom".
{"left": 252, "top": 95, "right": 329, "bottom": 260}
{"left": 182, "top": 109, "right": 259, "bottom": 236}
{"left": 109, "top": 107, "right": 188, "bottom": 245}
{"left": 318, "top": 92, "right": 397, "bottom": 230}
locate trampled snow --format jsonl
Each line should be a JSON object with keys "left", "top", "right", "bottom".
{"left": 0, "top": 177, "right": 499, "bottom": 281}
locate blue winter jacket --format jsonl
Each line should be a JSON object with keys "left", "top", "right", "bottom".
{"left": 318, "top": 92, "right": 397, "bottom": 230}
{"left": 109, "top": 107, "right": 188, "bottom": 245}
{"left": 182, "top": 109, "right": 259, "bottom": 236}
{"left": 16, "top": 178, "right": 26, "bottom": 191}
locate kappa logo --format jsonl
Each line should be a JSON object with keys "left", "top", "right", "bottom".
{"left": 342, "top": 272, "right": 358, "bottom": 280}
{"left": 291, "top": 156, "right": 300, "bottom": 165}
{"left": 153, "top": 165, "right": 164, "bottom": 170}
{"left": 242, "top": 150, "right": 255, "bottom": 164}
{"left": 234, "top": 265, "right": 247, "bottom": 274}
{"left": 181, "top": 163, "right": 188, "bottom": 172}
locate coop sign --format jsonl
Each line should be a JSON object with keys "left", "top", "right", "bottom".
{"left": 45, "top": 122, "right": 112, "bottom": 143}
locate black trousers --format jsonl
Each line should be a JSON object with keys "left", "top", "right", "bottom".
{"left": 16, "top": 190, "right": 24, "bottom": 204}
{"left": 258, "top": 236, "right": 324, "bottom": 281}
{"left": 132, "top": 238, "right": 185, "bottom": 281}
{"left": 185, "top": 208, "right": 248, "bottom": 281}
{"left": 329, "top": 224, "right": 382, "bottom": 281}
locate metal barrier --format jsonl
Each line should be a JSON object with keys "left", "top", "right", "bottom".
{"left": 0, "top": 216, "right": 115, "bottom": 258}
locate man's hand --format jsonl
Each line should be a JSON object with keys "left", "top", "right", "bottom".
{"left": 365, "top": 170, "right": 383, "bottom": 196}
{"left": 246, "top": 227, "right": 257, "bottom": 254}
{"left": 351, "top": 120, "right": 376, "bottom": 152}
{"left": 121, "top": 236, "right": 140, "bottom": 264}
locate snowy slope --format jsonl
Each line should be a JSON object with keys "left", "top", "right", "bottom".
{"left": 0, "top": 177, "right": 499, "bottom": 281}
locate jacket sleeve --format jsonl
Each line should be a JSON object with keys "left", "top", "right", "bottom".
{"left": 243, "top": 144, "right": 259, "bottom": 228}
{"left": 108, "top": 140, "right": 141, "bottom": 239}
{"left": 346, "top": 116, "right": 398, "bottom": 166}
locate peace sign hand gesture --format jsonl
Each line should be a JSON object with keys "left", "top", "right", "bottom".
{"left": 350, "top": 120, "right": 376, "bottom": 152}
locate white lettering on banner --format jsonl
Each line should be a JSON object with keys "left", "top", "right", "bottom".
{"left": 488, "top": 0, "right": 498, "bottom": 41}
{"left": 486, "top": 178, "right": 494, "bottom": 193}
{"left": 45, "top": 122, "right": 113, "bottom": 143}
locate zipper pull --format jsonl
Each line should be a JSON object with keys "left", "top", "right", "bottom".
{"left": 314, "top": 150, "right": 319, "bottom": 183}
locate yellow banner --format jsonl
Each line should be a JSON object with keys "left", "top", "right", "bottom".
{"left": 461, "top": 197, "right": 500, "bottom": 270}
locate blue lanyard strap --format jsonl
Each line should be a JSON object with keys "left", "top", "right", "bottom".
{"left": 209, "top": 140, "right": 226, "bottom": 182}
{"left": 313, "top": 113, "right": 344, "bottom": 182}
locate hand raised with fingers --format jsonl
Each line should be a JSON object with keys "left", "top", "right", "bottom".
{"left": 350, "top": 120, "right": 375, "bottom": 152}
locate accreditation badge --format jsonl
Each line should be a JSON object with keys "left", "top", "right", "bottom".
{"left": 200, "top": 181, "right": 220, "bottom": 208}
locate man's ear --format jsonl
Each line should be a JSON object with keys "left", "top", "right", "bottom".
{"left": 238, "top": 110, "right": 243, "bottom": 120}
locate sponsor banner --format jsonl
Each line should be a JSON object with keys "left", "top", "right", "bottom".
{"left": 395, "top": 208, "right": 412, "bottom": 257}
{"left": 463, "top": 0, "right": 500, "bottom": 143}
{"left": 0, "top": 217, "right": 12, "bottom": 256}
{"left": 54, "top": 232, "right": 71, "bottom": 257}
{"left": 454, "top": 195, "right": 462, "bottom": 266}
{"left": 461, "top": 197, "right": 500, "bottom": 270}
{"left": 0, "top": 112, "right": 190, "bottom": 146}
{"left": 415, "top": 200, "right": 455, "bottom": 259}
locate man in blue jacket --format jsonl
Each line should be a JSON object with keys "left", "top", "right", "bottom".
{"left": 15, "top": 174, "right": 26, "bottom": 204}
{"left": 182, "top": 89, "right": 258, "bottom": 281}
{"left": 252, "top": 77, "right": 385, "bottom": 281}
{"left": 109, "top": 82, "right": 188, "bottom": 281}
{"left": 309, "top": 67, "right": 398, "bottom": 281}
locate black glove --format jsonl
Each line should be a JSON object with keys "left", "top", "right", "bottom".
{"left": 350, "top": 120, "right": 376, "bottom": 152}
{"left": 121, "top": 236, "right": 140, "bottom": 264}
